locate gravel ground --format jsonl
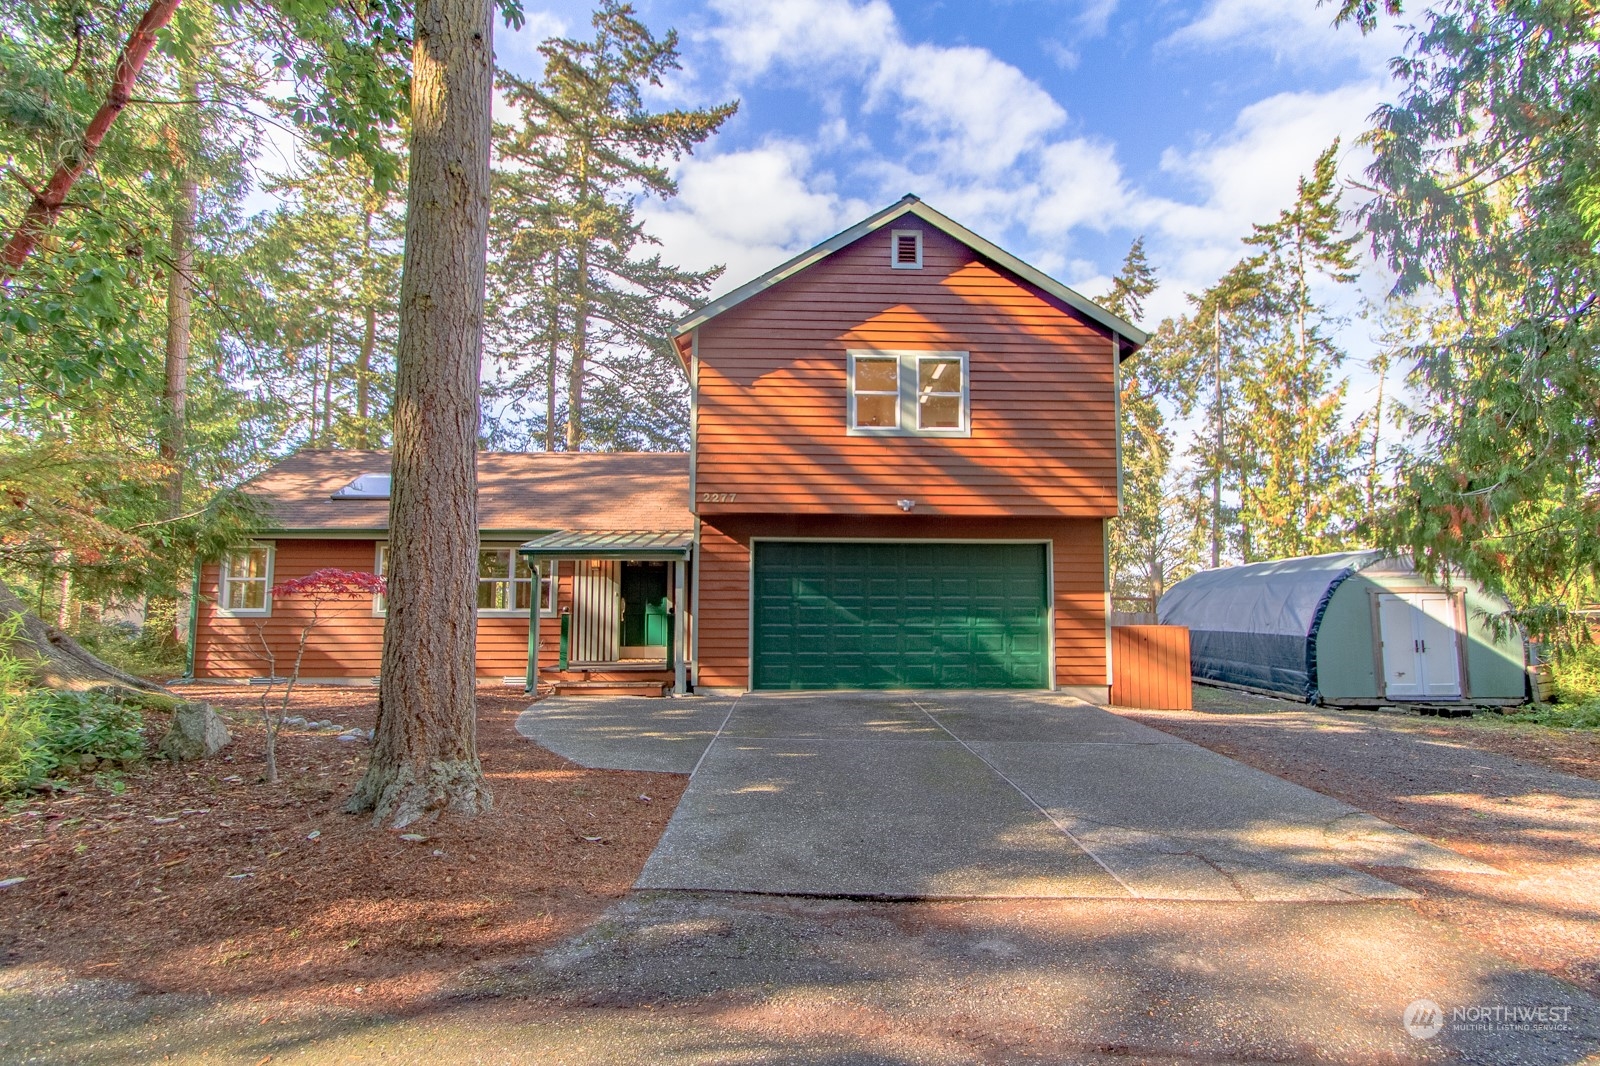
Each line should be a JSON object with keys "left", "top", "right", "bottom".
{"left": 2, "top": 685, "right": 1598, "bottom": 1064}
{"left": 1123, "top": 686, "right": 1600, "bottom": 996}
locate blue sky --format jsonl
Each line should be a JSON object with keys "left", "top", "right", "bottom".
{"left": 494, "top": 0, "right": 1411, "bottom": 346}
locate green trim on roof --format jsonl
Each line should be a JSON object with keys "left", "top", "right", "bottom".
{"left": 672, "top": 195, "right": 1149, "bottom": 350}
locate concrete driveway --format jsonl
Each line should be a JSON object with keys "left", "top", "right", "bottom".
{"left": 517, "top": 691, "right": 1498, "bottom": 902}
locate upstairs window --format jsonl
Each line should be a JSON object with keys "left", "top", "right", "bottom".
{"left": 890, "top": 228, "right": 922, "bottom": 269}
{"left": 847, "top": 351, "right": 970, "bottom": 437}
{"left": 917, "top": 355, "right": 964, "bottom": 430}
{"left": 851, "top": 355, "right": 901, "bottom": 430}
{"left": 219, "top": 544, "right": 274, "bottom": 615}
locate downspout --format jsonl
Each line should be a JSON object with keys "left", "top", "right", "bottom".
{"left": 689, "top": 326, "right": 702, "bottom": 691}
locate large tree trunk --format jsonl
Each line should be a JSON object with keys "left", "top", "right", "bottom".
{"left": 0, "top": 577, "right": 163, "bottom": 696}
{"left": 1, "top": 0, "right": 182, "bottom": 271}
{"left": 348, "top": 0, "right": 494, "bottom": 828}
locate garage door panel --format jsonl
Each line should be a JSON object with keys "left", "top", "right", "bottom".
{"left": 752, "top": 541, "right": 1049, "bottom": 690}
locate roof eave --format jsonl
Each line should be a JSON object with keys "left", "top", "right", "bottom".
{"left": 671, "top": 196, "right": 1150, "bottom": 350}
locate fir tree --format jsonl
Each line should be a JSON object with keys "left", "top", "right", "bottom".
{"left": 1231, "top": 142, "right": 1364, "bottom": 559}
{"left": 487, "top": 2, "right": 737, "bottom": 451}
{"left": 1100, "top": 239, "right": 1196, "bottom": 609}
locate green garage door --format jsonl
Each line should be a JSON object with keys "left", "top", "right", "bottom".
{"left": 752, "top": 541, "right": 1050, "bottom": 690}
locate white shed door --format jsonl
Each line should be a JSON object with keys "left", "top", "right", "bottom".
{"left": 1417, "top": 595, "right": 1462, "bottom": 698}
{"left": 1378, "top": 593, "right": 1461, "bottom": 700}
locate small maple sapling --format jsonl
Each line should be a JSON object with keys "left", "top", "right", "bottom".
{"left": 255, "top": 568, "right": 385, "bottom": 783}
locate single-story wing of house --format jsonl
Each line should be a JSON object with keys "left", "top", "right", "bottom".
{"left": 191, "top": 449, "right": 694, "bottom": 696}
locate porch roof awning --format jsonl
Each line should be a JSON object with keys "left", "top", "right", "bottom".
{"left": 518, "top": 529, "right": 693, "bottom": 561}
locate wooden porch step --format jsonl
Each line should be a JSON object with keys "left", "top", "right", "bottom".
{"left": 550, "top": 680, "right": 669, "bottom": 698}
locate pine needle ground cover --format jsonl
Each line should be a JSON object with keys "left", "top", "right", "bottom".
{"left": 0, "top": 685, "right": 685, "bottom": 1011}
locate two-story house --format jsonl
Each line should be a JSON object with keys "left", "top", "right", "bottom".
{"left": 188, "top": 197, "right": 1144, "bottom": 699}
{"left": 674, "top": 195, "right": 1143, "bottom": 698}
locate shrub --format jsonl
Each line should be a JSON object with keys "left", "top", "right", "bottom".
{"left": 0, "top": 687, "right": 146, "bottom": 795}
{"left": 1550, "top": 642, "right": 1600, "bottom": 706}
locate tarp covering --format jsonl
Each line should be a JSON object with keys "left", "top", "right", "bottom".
{"left": 1157, "top": 551, "right": 1384, "bottom": 700}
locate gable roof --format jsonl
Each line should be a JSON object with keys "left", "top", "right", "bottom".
{"left": 672, "top": 195, "right": 1150, "bottom": 353}
{"left": 239, "top": 450, "right": 690, "bottom": 534}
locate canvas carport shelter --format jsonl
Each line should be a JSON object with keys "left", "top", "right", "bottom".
{"left": 1157, "top": 551, "right": 1529, "bottom": 706}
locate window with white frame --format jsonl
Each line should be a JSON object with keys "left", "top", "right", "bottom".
{"left": 847, "top": 350, "right": 970, "bottom": 436}
{"left": 219, "top": 544, "right": 273, "bottom": 615}
{"left": 916, "top": 354, "right": 965, "bottom": 430}
{"left": 850, "top": 354, "right": 901, "bottom": 430}
{"left": 373, "top": 545, "right": 553, "bottom": 616}
{"left": 373, "top": 543, "right": 390, "bottom": 615}
{"left": 477, "top": 548, "right": 554, "bottom": 615}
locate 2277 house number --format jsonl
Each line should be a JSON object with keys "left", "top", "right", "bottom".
{"left": 700, "top": 492, "right": 738, "bottom": 503}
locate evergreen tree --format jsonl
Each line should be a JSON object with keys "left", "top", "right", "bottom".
{"left": 234, "top": 148, "right": 405, "bottom": 450}
{"left": 1333, "top": 0, "right": 1600, "bottom": 629}
{"left": 1230, "top": 142, "right": 1364, "bottom": 559}
{"left": 487, "top": 2, "right": 736, "bottom": 451}
{"left": 1101, "top": 239, "right": 1196, "bottom": 609}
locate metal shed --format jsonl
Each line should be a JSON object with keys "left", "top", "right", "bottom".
{"left": 1157, "top": 551, "right": 1528, "bottom": 705}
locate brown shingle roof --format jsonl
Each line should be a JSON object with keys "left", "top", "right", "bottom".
{"left": 241, "top": 450, "right": 690, "bottom": 534}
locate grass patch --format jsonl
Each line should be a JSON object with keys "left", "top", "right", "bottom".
{"left": 1504, "top": 700, "right": 1600, "bottom": 731}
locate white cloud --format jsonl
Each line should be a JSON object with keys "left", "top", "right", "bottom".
{"left": 708, "top": 0, "right": 895, "bottom": 77}
{"left": 1122, "top": 83, "right": 1385, "bottom": 322}
{"left": 1075, "top": 0, "right": 1120, "bottom": 37}
{"left": 1163, "top": 0, "right": 1405, "bottom": 72}
{"left": 869, "top": 43, "right": 1066, "bottom": 176}
{"left": 1032, "top": 138, "right": 1134, "bottom": 234}
{"left": 496, "top": 9, "right": 570, "bottom": 78}
{"left": 710, "top": 0, "right": 1064, "bottom": 179}
{"left": 637, "top": 141, "right": 873, "bottom": 297}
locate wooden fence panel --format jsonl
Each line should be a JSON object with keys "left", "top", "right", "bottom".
{"left": 1110, "top": 625, "right": 1192, "bottom": 709}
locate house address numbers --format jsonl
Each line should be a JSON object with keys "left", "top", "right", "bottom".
{"left": 700, "top": 492, "right": 738, "bottom": 503}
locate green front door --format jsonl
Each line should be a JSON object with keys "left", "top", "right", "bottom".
{"left": 620, "top": 562, "right": 670, "bottom": 650}
{"left": 752, "top": 541, "right": 1049, "bottom": 690}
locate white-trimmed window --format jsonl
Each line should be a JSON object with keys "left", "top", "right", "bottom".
{"left": 219, "top": 544, "right": 273, "bottom": 616}
{"left": 890, "top": 228, "right": 922, "bottom": 269}
{"left": 373, "top": 543, "right": 390, "bottom": 615}
{"left": 374, "top": 544, "right": 555, "bottom": 617}
{"left": 850, "top": 353, "right": 901, "bottom": 430}
{"left": 916, "top": 354, "right": 965, "bottom": 431}
{"left": 477, "top": 548, "right": 554, "bottom": 616}
{"left": 847, "top": 350, "right": 971, "bottom": 437}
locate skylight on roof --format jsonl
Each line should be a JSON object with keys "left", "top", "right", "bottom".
{"left": 330, "top": 473, "right": 392, "bottom": 500}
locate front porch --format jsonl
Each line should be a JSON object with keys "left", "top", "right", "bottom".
{"left": 519, "top": 530, "right": 693, "bottom": 697}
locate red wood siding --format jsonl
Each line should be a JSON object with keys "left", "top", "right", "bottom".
{"left": 692, "top": 222, "right": 1119, "bottom": 517}
{"left": 194, "top": 540, "right": 675, "bottom": 683}
{"left": 695, "top": 515, "right": 1108, "bottom": 692}
{"left": 1110, "top": 625, "right": 1192, "bottom": 710}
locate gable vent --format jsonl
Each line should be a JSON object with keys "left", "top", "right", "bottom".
{"left": 890, "top": 228, "right": 922, "bottom": 269}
